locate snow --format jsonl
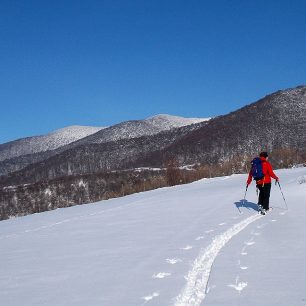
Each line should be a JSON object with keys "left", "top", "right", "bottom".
{"left": 48, "top": 125, "right": 105, "bottom": 140}
{"left": 0, "top": 125, "right": 104, "bottom": 161}
{"left": 77, "top": 114, "right": 210, "bottom": 145}
{"left": 174, "top": 214, "right": 262, "bottom": 306}
{"left": 145, "top": 114, "right": 210, "bottom": 129}
{"left": 0, "top": 167, "right": 306, "bottom": 306}
{"left": 0, "top": 115, "right": 210, "bottom": 161}
{"left": 44, "top": 188, "right": 52, "bottom": 196}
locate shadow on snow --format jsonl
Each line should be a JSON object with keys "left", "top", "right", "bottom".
{"left": 234, "top": 199, "right": 259, "bottom": 213}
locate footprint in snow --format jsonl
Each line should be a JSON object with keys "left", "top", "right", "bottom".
{"left": 180, "top": 245, "right": 193, "bottom": 250}
{"left": 245, "top": 241, "right": 256, "bottom": 246}
{"left": 257, "top": 223, "right": 268, "bottom": 229}
{"left": 228, "top": 276, "right": 248, "bottom": 293}
{"left": 237, "top": 260, "right": 248, "bottom": 270}
{"left": 250, "top": 230, "right": 261, "bottom": 236}
{"left": 141, "top": 292, "right": 159, "bottom": 305}
{"left": 152, "top": 272, "right": 171, "bottom": 279}
{"left": 240, "top": 246, "right": 248, "bottom": 256}
{"left": 165, "top": 258, "right": 182, "bottom": 265}
{"left": 228, "top": 281, "right": 248, "bottom": 293}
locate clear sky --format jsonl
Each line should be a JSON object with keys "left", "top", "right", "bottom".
{"left": 1, "top": 0, "right": 306, "bottom": 144}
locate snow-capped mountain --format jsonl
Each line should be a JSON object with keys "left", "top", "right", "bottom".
{"left": 145, "top": 114, "right": 210, "bottom": 129}
{"left": 1, "top": 167, "right": 305, "bottom": 305}
{"left": 136, "top": 85, "right": 306, "bottom": 167}
{"left": 0, "top": 85, "right": 305, "bottom": 219}
{"left": 67, "top": 114, "right": 210, "bottom": 146}
{"left": 0, "top": 115, "right": 209, "bottom": 176}
{"left": 0, "top": 125, "right": 105, "bottom": 162}
{"left": 0, "top": 120, "right": 206, "bottom": 188}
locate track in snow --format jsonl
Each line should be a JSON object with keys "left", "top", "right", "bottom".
{"left": 173, "top": 214, "right": 262, "bottom": 306}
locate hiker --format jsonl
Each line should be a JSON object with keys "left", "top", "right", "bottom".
{"left": 247, "top": 152, "right": 279, "bottom": 213}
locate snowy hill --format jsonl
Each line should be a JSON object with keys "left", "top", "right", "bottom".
{"left": 137, "top": 85, "right": 306, "bottom": 168}
{"left": 68, "top": 114, "right": 210, "bottom": 146}
{"left": 1, "top": 85, "right": 305, "bottom": 220}
{"left": 145, "top": 114, "right": 210, "bottom": 130}
{"left": 0, "top": 125, "right": 104, "bottom": 162}
{"left": 0, "top": 115, "right": 209, "bottom": 176}
{"left": 1, "top": 167, "right": 305, "bottom": 306}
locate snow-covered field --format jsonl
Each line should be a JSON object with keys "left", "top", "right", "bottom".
{"left": 1, "top": 167, "right": 306, "bottom": 306}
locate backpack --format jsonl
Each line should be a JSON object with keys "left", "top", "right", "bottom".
{"left": 250, "top": 157, "right": 264, "bottom": 181}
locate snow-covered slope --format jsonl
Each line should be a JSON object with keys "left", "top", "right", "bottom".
{"left": 0, "top": 115, "right": 209, "bottom": 163}
{"left": 0, "top": 126, "right": 104, "bottom": 162}
{"left": 70, "top": 114, "right": 210, "bottom": 145}
{"left": 145, "top": 114, "right": 210, "bottom": 129}
{"left": 0, "top": 114, "right": 210, "bottom": 178}
{"left": 1, "top": 167, "right": 305, "bottom": 306}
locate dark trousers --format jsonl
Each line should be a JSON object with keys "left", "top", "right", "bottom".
{"left": 257, "top": 183, "right": 271, "bottom": 210}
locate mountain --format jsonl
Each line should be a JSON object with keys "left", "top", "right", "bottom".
{"left": 1, "top": 167, "right": 305, "bottom": 305}
{"left": 61, "top": 114, "right": 210, "bottom": 146}
{"left": 0, "top": 85, "right": 305, "bottom": 219}
{"left": 0, "top": 125, "right": 105, "bottom": 162}
{"left": 0, "top": 115, "right": 209, "bottom": 176}
{"left": 0, "top": 121, "right": 208, "bottom": 187}
{"left": 133, "top": 85, "right": 306, "bottom": 167}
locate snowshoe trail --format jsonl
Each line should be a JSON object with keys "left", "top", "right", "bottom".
{"left": 173, "top": 214, "right": 262, "bottom": 306}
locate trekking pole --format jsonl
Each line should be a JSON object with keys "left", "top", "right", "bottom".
{"left": 256, "top": 186, "right": 261, "bottom": 213}
{"left": 276, "top": 181, "right": 288, "bottom": 210}
{"left": 237, "top": 185, "right": 248, "bottom": 213}
{"left": 243, "top": 185, "right": 248, "bottom": 205}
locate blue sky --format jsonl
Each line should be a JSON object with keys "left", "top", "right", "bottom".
{"left": 1, "top": 0, "right": 306, "bottom": 143}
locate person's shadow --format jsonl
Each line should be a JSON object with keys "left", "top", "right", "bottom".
{"left": 234, "top": 199, "right": 259, "bottom": 213}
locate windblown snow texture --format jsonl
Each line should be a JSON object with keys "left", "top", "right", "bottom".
{"left": 1, "top": 167, "right": 306, "bottom": 306}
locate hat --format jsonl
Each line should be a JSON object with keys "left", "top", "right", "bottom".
{"left": 259, "top": 152, "right": 268, "bottom": 158}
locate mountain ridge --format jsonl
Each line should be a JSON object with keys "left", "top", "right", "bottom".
{"left": 0, "top": 115, "right": 209, "bottom": 176}
{"left": 0, "top": 85, "right": 305, "bottom": 219}
{"left": 0, "top": 125, "right": 105, "bottom": 162}
{"left": 133, "top": 85, "right": 306, "bottom": 167}
{"left": 1, "top": 85, "right": 305, "bottom": 188}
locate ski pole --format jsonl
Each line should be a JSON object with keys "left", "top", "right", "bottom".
{"left": 277, "top": 181, "right": 288, "bottom": 210}
{"left": 243, "top": 185, "right": 248, "bottom": 205}
{"left": 256, "top": 186, "right": 261, "bottom": 213}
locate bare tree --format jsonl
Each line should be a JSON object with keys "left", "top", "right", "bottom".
{"left": 165, "top": 158, "right": 182, "bottom": 186}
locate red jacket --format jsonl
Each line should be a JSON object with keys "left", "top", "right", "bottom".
{"left": 247, "top": 157, "right": 279, "bottom": 185}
